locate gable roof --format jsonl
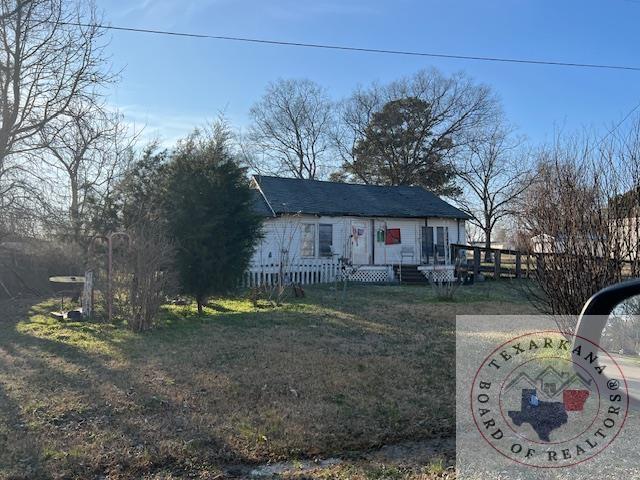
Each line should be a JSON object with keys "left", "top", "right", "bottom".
{"left": 252, "top": 175, "right": 470, "bottom": 220}
{"left": 251, "top": 189, "right": 275, "bottom": 217}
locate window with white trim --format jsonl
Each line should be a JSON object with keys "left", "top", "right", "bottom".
{"left": 301, "top": 224, "right": 316, "bottom": 257}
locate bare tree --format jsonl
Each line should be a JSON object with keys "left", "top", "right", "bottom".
{"left": 250, "top": 212, "right": 302, "bottom": 306}
{"left": 0, "top": 188, "right": 41, "bottom": 239}
{"left": 0, "top": 1, "right": 24, "bottom": 19}
{"left": 456, "top": 122, "right": 533, "bottom": 258}
{"left": 0, "top": 0, "right": 111, "bottom": 236}
{"left": 522, "top": 123, "right": 640, "bottom": 325}
{"left": 333, "top": 69, "right": 500, "bottom": 192}
{"left": 38, "top": 103, "right": 136, "bottom": 243}
{"left": 126, "top": 219, "right": 176, "bottom": 331}
{"left": 247, "top": 78, "right": 334, "bottom": 179}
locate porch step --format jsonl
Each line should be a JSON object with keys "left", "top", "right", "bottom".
{"left": 393, "top": 265, "right": 428, "bottom": 284}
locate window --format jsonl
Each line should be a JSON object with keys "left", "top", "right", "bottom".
{"left": 436, "top": 227, "right": 445, "bottom": 258}
{"left": 301, "top": 224, "right": 316, "bottom": 257}
{"left": 385, "top": 228, "right": 401, "bottom": 245}
{"left": 319, "top": 224, "right": 333, "bottom": 257}
{"left": 422, "top": 226, "right": 434, "bottom": 260}
{"left": 435, "top": 226, "right": 449, "bottom": 263}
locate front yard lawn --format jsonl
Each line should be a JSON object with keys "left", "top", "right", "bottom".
{"left": 0, "top": 281, "right": 536, "bottom": 479}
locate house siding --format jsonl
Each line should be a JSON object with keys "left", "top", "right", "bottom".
{"left": 251, "top": 215, "right": 465, "bottom": 265}
{"left": 372, "top": 218, "right": 420, "bottom": 265}
{"left": 252, "top": 215, "right": 348, "bottom": 265}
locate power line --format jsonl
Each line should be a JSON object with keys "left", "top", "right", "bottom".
{"left": 60, "top": 21, "right": 640, "bottom": 73}
{"left": 581, "top": 98, "right": 640, "bottom": 156}
{"left": 592, "top": 99, "right": 640, "bottom": 151}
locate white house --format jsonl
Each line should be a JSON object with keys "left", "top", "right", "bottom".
{"left": 249, "top": 175, "right": 469, "bottom": 283}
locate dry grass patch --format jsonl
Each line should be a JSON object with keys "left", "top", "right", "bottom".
{"left": 0, "top": 280, "right": 535, "bottom": 478}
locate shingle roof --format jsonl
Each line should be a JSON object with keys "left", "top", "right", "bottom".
{"left": 251, "top": 189, "right": 275, "bottom": 217}
{"left": 252, "top": 175, "right": 470, "bottom": 220}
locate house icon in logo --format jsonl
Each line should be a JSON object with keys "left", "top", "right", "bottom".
{"left": 505, "top": 366, "right": 592, "bottom": 400}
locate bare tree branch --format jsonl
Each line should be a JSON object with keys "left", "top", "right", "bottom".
{"left": 0, "top": 0, "right": 114, "bottom": 239}
{"left": 37, "top": 102, "right": 138, "bottom": 242}
{"left": 333, "top": 68, "right": 500, "bottom": 192}
{"left": 456, "top": 120, "right": 533, "bottom": 257}
{"left": 519, "top": 122, "right": 640, "bottom": 326}
{"left": 246, "top": 78, "right": 334, "bottom": 179}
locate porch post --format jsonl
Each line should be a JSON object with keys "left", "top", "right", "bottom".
{"left": 424, "top": 218, "right": 429, "bottom": 264}
{"left": 371, "top": 219, "right": 375, "bottom": 265}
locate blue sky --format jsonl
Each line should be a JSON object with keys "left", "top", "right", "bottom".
{"left": 97, "top": 0, "right": 640, "bottom": 146}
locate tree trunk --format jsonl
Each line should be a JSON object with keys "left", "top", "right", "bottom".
{"left": 70, "top": 174, "right": 80, "bottom": 243}
{"left": 484, "top": 229, "right": 492, "bottom": 263}
{"left": 197, "top": 298, "right": 203, "bottom": 315}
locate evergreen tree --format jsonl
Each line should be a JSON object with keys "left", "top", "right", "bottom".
{"left": 161, "top": 125, "right": 262, "bottom": 313}
{"left": 348, "top": 97, "right": 459, "bottom": 196}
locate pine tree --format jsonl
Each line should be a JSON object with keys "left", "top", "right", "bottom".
{"left": 161, "top": 125, "right": 262, "bottom": 313}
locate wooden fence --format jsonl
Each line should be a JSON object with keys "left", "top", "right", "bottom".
{"left": 451, "top": 243, "right": 640, "bottom": 281}
{"left": 450, "top": 243, "right": 535, "bottom": 279}
{"left": 243, "top": 258, "right": 342, "bottom": 287}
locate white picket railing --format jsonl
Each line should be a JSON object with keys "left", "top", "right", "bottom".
{"left": 243, "top": 258, "right": 342, "bottom": 287}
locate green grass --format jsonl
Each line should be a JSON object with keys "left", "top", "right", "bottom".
{"left": 0, "top": 281, "right": 536, "bottom": 479}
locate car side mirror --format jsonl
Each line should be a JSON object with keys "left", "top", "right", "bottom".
{"left": 574, "top": 278, "right": 640, "bottom": 408}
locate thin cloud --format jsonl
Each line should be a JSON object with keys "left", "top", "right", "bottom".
{"left": 112, "top": 0, "right": 154, "bottom": 19}
{"left": 115, "top": 104, "right": 216, "bottom": 148}
{"left": 111, "top": 0, "right": 223, "bottom": 22}
{"left": 265, "top": 0, "right": 381, "bottom": 20}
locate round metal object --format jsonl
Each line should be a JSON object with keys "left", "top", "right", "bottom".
{"left": 48, "top": 276, "right": 85, "bottom": 284}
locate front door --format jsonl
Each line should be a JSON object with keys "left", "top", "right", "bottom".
{"left": 422, "top": 226, "right": 434, "bottom": 263}
{"left": 351, "top": 221, "right": 369, "bottom": 265}
{"left": 422, "top": 226, "right": 449, "bottom": 264}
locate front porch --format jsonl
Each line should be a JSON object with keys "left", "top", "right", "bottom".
{"left": 243, "top": 260, "right": 458, "bottom": 287}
